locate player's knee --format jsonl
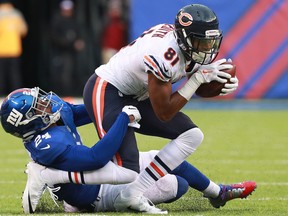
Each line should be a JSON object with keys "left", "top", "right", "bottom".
{"left": 175, "top": 127, "right": 204, "bottom": 154}
{"left": 164, "top": 176, "right": 189, "bottom": 203}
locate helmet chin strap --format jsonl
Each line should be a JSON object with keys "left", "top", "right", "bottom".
{"left": 23, "top": 130, "right": 37, "bottom": 141}
{"left": 174, "top": 31, "right": 191, "bottom": 62}
{"left": 22, "top": 113, "right": 60, "bottom": 141}
{"left": 49, "top": 112, "right": 61, "bottom": 125}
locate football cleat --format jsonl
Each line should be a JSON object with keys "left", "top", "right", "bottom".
{"left": 208, "top": 181, "right": 257, "bottom": 208}
{"left": 114, "top": 191, "right": 168, "bottom": 214}
{"left": 22, "top": 162, "right": 47, "bottom": 213}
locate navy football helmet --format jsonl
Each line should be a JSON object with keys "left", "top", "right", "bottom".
{"left": 0, "top": 87, "right": 63, "bottom": 140}
{"left": 174, "top": 4, "right": 223, "bottom": 64}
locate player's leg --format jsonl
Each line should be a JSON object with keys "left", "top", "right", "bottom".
{"left": 139, "top": 142, "right": 257, "bottom": 208}
{"left": 94, "top": 175, "right": 187, "bottom": 212}
{"left": 115, "top": 99, "right": 257, "bottom": 211}
{"left": 115, "top": 99, "right": 203, "bottom": 210}
{"left": 144, "top": 174, "right": 188, "bottom": 205}
{"left": 83, "top": 73, "right": 140, "bottom": 173}
{"left": 41, "top": 161, "right": 138, "bottom": 185}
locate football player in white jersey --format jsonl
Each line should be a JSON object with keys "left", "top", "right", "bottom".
{"left": 83, "top": 4, "right": 253, "bottom": 214}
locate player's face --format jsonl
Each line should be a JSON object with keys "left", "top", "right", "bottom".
{"left": 192, "top": 38, "right": 215, "bottom": 52}
{"left": 35, "top": 97, "right": 53, "bottom": 115}
{"left": 188, "top": 36, "right": 222, "bottom": 64}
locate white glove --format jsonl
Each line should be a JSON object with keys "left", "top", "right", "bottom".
{"left": 194, "top": 58, "right": 233, "bottom": 84}
{"left": 220, "top": 76, "right": 239, "bottom": 96}
{"left": 122, "top": 105, "right": 141, "bottom": 129}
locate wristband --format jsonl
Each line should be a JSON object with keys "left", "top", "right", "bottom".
{"left": 178, "top": 75, "right": 201, "bottom": 100}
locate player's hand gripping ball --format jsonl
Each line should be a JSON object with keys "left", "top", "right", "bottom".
{"left": 195, "top": 62, "right": 236, "bottom": 98}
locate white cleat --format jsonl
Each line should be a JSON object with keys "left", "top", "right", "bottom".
{"left": 114, "top": 191, "right": 168, "bottom": 214}
{"left": 22, "top": 162, "right": 47, "bottom": 214}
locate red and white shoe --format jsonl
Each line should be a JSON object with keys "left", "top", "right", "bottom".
{"left": 208, "top": 181, "right": 257, "bottom": 208}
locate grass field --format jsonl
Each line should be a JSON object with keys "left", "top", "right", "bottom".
{"left": 0, "top": 107, "right": 288, "bottom": 215}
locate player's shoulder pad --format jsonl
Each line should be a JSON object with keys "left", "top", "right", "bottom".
{"left": 144, "top": 55, "right": 172, "bottom": 82}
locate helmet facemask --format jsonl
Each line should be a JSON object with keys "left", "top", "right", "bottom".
{"left": 181, "top": 29, "right": 222, "bottom": 64}
{"left": 26, "top": 87, "right": 63, "bottom": 132}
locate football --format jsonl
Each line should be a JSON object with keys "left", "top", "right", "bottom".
{"left": 195, "top": 62, "right": 236, "bottom": 98}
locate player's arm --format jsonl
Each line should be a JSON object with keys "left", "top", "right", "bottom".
{"left": 148, "top": 72, "right": 188, "bottom": 121}
{"left": 148, "top": 59, "right": 232, "bottom": 121}
{"left": 49, "top": 108, "right": 139, "bottom": 171}
{"left": 66, "top": 103, "right": 93, "bottom": 126}
{"left": 33, "top": 113, "right": 129, "bottom": 171}
{"left": 56, "top": 112, "right": 130, "bottom": 171}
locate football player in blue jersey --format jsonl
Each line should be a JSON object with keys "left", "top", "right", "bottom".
{"left": 0, "top": 87, "right": 142, "bottom": 213}
{"left": 0, "top": 87, "right": 256, "bottom": 214}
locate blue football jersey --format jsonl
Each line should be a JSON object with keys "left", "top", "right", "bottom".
{"left": 24, "top": 99, "right": 130, "bottom": 211}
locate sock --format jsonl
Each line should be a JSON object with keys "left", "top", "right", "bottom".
{"left": 41, "top": 161, "right": 138, "bottom": 186}
{"left": 164, "top": 176, "right": 189, "bottom": 203}
{"left": 202, "top": 181, "right": 221, "bottom": 198}
{"left": 143, "top": 174, "right": 188, "bottom": 205}
{"left": 171, "top": 161, "right": 210, "bottom": 191}
{"left": 122, "top": 140, "right": 188, "bottom": 198}
{"left": 41, "top": 168, "right": 67, "bottom": 186}
{"left": 41, "top": 168, "right": 88, "bottom": 185}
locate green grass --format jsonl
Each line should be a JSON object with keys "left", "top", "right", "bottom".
{"left": 0, "top": 109, "right": 288, "bottom": 215}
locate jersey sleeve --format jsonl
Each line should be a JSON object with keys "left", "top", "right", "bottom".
{"left": 144, "top": 55, "right": 172, "bottom": 82}
{"left": 54, "top": 112, "right": 130, "bottom": 171}
{"left": 66, "top": 103, "right": 92, "bottom": 126}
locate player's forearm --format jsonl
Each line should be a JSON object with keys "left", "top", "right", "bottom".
{"left": 151, "top": 92, "right": 189, "bottom": 121}
{"left": 177, "top": 74, "right": 201, "bottom": 100}
{"left": 54, "top": 113, "right": 130, "bottom": 171}
{"left": 90, "top": 112, "right": 130, "bottom": 166}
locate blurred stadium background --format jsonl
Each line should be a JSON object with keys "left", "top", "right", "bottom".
{"left": 0, "top": 1, "right": 287, "bottom": 214}
{"left": 0, "top": 0, "right": 287, "bottom": 99}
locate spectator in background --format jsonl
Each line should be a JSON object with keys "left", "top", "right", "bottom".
{"left": 50, "top": 0, "right": 85, "bottom": 96}
{"left": 0, "top": 0, "right": 27, "bottom": 95}
{"left": 101, "top": 0, "right": 128, "bottom": 63}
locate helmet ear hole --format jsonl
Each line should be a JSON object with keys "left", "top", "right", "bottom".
{"left": 27, "top": 111, "right": 34, "bottom": 118}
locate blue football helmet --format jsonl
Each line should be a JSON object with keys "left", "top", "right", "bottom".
{"left": 0, "top": 87, "right": 63, "bottom": 140}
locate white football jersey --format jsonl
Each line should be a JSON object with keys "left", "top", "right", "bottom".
{"left": 96, "top": 24, "right": 198, "bottom": 101}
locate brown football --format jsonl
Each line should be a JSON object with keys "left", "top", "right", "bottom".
{"left": 195, "top": 62, "right": 236, "bottom": 98}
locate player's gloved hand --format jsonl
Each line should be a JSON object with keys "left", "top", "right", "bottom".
{"left": 194, "top": 58, "right": 233, "bottom": 84}
{"left": 220, "top": 76, "right": 239, "bottom": 96}
{"left": 122, "top": 105, "right": 141, "bottom": 128}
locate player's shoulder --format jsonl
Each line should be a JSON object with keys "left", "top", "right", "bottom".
{"left": 143, "top": 25, "right": 185, "bottom": 81}
{"left": 145, "top": 24, "right": 177, "bottom": 47}
{"left": 24, "top": 128, "right": 70, "bottom": 166}
{"left": 29, "top": 127, "right": 67, "bottom": 150}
